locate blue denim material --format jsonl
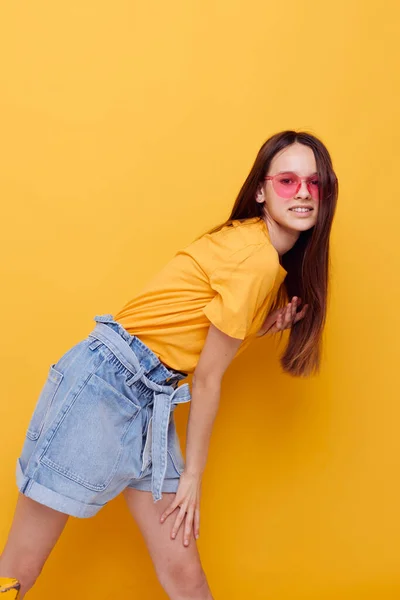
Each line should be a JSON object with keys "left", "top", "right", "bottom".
{"left": 16, "top": 314, "right": 191, "bottom": 518}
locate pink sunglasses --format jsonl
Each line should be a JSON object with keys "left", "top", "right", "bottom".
{"left": 265, "top": 172, "right": 320, "bottom": 200}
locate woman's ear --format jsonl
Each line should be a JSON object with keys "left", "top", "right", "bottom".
{"left": 255, "top": 185, "right": 265, "bottom": 204}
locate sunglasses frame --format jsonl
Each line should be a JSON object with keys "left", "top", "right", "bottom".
{"left": 264, "top": 172, "right": 319, "bottom": 199}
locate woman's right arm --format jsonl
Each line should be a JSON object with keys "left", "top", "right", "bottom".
{"left": 160, "top": 323, "right": 242, "bottom": 546}
{"left": 184, "top": 323, "right": 242, "bottom": 477}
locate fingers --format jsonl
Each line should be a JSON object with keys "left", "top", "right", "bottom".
{"left": 275, "top": 309, "right": 284, "bottom": 331}
{"left": 169, "top": 503, "right": 198, "bottom": 547}
{"left": 194, "top": 505, "right": 200, "bottom": 540}
{"left": 275, "top": 305, "right": 289, "bottom": 331}
{"left": 282, "top": 300, "right": 294, "bottom": 329}
{"left": 291, "top": 297, "right": 298, "bottom": 321}
{"left": 161, "top": 500, "right": 200, "bottom": 547}
{"left": 160, "top": 497, "right": 180, "bottom": 523}
{"left": 160, "top": 496, "right": 186, "bottom": 542}
{"left": 183, "top": 505, "right": 195, "bottom": 547}
{"left": 160, "top": 475, "right": 201, "bottom": 547}
{"left": 294, "top": 303, "right": 309, "bottom": 323}
{"left": 171, "top": 505, "right": 186, "bottom": 540}
{"left": 276, "top": 297, "right": 309, "bottom": 331}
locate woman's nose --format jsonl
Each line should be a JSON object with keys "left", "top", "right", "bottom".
{"left": 296, "top": 180, "right": 311, "bottom": 198}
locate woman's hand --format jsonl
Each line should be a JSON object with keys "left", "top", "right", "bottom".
{"left": 160, "top": 470, "right": 202, "bottom": 547}
{"left": 259, "top": 296, "right": 309, "bottom": 336}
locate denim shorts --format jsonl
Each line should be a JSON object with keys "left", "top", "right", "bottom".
{"left": 16, "top": 314, "right": 191, "bottom": 518}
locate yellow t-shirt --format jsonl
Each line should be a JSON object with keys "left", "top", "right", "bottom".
{"left": 114, "top": 217, "right": 287, "bottom": 373}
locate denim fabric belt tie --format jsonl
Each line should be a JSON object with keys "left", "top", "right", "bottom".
{"left": 138, "top": 378, "right": 191, "bottom": 501}
{"left": 88, "top": 322, "right": 191, "bottom": 502}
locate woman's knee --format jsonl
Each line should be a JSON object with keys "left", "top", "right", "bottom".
{"left": 157, "top": 559, "right": 209, "bottom": 598}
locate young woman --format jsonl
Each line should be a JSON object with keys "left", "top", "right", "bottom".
{"left": 0, "top": 130, "right": 338, "bottom": 599}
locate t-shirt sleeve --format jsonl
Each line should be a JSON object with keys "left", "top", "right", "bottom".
{"left": 202, "top": 245, "right": 277, "bottom": 339}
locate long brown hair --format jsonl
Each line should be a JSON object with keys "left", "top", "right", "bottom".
{"left": 208, "top": 131, "right": 338, "bottom": 377}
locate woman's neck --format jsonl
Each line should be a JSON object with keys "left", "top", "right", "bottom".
{"left": 263, "top": 216, "right": 300, "bottom": 257}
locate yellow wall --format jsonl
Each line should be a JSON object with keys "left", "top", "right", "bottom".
{"left": 1, "top": 1, "right": 399, "bottom": 598}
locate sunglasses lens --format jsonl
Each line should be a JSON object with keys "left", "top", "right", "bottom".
{"left": 272, "top": 173, "right": 300, "bottom": 198}
{"left": 307, "top": 177, "right": 319, "bottom": 199}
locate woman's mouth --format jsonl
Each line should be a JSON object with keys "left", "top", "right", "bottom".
{"left": 289, "top": 207, "right": 314, "bottom": 216}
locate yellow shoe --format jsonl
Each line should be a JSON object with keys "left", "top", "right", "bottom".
{"left": 0, "top": 578, "right": 21, "bottom": 598}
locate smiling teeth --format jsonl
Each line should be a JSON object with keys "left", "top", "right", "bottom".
{"left": 290, "top": 208, "right": 312, "bottom": 212}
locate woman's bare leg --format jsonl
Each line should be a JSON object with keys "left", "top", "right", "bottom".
{"left": 0, "top": 494, "right": 68, "bottom": 598}
{"left": 124, "top": 489, "right": 213, "bottom": 600}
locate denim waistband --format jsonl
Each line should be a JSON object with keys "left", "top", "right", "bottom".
{"left": 91, "top": 314, "right": 187, "bottom": 385}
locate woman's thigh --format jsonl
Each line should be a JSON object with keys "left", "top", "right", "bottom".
{"left": 123, "top": 488, "right": 208, "bottom": 584}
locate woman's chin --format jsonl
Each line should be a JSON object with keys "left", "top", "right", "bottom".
{"left": 284, "top": 214, "right": 317, "bottom": 232}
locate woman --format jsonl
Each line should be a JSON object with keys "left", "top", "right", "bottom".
{"left": 0, "top": 130, "right": 338, "bottom": 599}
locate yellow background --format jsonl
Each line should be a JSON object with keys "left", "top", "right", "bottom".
{"left": 1, "top": 1, "right": 399, "bottom": 598}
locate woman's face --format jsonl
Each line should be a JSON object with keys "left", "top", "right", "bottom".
{"left": 257, "top": 142, "right": 319, "bottom": 232}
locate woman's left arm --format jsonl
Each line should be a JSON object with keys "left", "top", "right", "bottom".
{"left": 160, "top": 324, "right": 242, "bottom": 546}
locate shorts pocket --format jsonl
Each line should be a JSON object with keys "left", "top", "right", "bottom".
{"left": 41, "top": 372, "right": 141, "bottom": 492}
{"left": 27, "top": 365, "right": 64, "bottom": 441}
